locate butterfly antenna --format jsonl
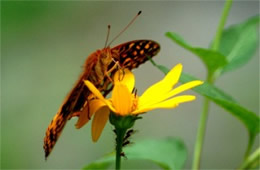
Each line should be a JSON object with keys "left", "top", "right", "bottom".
{"left": 107, "top": 11, "right": 142, "bottom": 46}
{"left": 104, "top": 25, "right": 111, "bottom": 48}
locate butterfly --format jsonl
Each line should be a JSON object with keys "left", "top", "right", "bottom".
{"left": 43, "top": 12, "right": 160, "bottom": 159}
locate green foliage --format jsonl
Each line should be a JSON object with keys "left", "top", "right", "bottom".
{"left": 165, "top": 15, "right": 259, "bottom": 78}
{"left": 165, "top": 32, "right": 228, "bottom": 77}
{"left": 163, "top": 15, "right": 260, "bottom": 163}
{"left": 150, "top": 61, "right": 259, "bottom": 141}
{"left": 181, "top": 73, "right": 259, "bottom": 139}
{"left": 239, "top": 148, "right": 260, "bottom": 169}
{"left": 84, "top": 137, "right": 187, "bottom": 170}
{"left": 217, "top": 16, "right": 259, "bottom": 74}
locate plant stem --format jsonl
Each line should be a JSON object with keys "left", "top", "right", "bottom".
{"left": 211, "top": 0, "right": 233, "bottom": 51}
{"left": 192, "top": 1, "right": 233, "bottom": 169}
{"left": 244, "top": 135, "right": 255, "bottom": 160}
{"left": 192, "top": 97, "right": 210, "bottom": 170}
{"left": 115, "top": 128, "right": 126, "bottom": 170}
{"left": 239, "top": 147, "right": 260, "bottom": 169}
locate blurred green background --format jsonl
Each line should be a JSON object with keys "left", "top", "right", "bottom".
{"left": 1, "top": 1, "right": 259, "bottom": 169}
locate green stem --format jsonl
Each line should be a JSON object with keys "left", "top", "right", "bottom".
{"left": 211, "top": 0, "right": 233, "bottom": 51}
{"left": 239, "top": 147, "right": 260, "bottom": 169}
{"left": 192, "top": 1, "right": 233, "bottom": 169}
{"left": 192, "top": 97, "right": 210, "bottom": 170}
{"left": 115, "top": 128, "right": 126, "bottom": 170}
{"left": 244, "top": 134, "right": 255, "bottom": 160}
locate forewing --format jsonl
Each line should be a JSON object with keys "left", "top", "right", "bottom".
{"left": 111, "top": 40, "right": 160, "bottom": 70}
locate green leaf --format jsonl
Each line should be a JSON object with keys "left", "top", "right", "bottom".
{"left": 152, "top": 63, "right": 259, "bottom": 146}
{"left": 181, "top": 73, "right": 259, "bottom": 137}
{"left": 166, "top": 32, "right": 228, "bottom": 76}
{"left": 218, "top": 16, "right": 259, "bottom": 73}
{"left": 84, "top": 137, "right": 187, "bottom": 170}
{"left": 84, "top": 160, "right": 112, "bottom": 169}
{"left": 180, "top": 72, "right": 236, "bottom": 103}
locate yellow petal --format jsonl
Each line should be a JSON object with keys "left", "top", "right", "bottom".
{"left": 133, "top": 95, "right": 196, "bottom": 114}
{"left": 75, "top": 99, "right": 106, "bottom": 129}
{"left": 91, "top": 106, "right": 110, "bottom": 142}
{"left": 84, "top": 80, "right": 105, "bottom": 101}
{"left": 163, "top": 63, "right": 182, "bottom": 87}
{"left": 138, "top": 80, "right": 169, "bottom": 106}
{"left": 112, "top": 83, "right": 132, "bottom": 116}
{"left": 75, "top": 109, "right": 90, "bottom": 129}
{"left": 103, "top": 99, "right": 117, "bottom": 113}
{"left": 138, "top": 80, "right": 203, "bottom": 110}
{"left": 113, "top": 69, "right": 135, "bottom": 92}
{"left": 166, "top": 80, "right": 204, "bottom": 98}
{"left": 138, "top": 64, "right": 183, "bottom": 107}
{"left": 84, "top": 80, "right": 113, "bottom": 108}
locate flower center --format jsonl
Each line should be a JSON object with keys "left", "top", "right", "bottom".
{"left": 112, "top": 83, "right": 138, "bottom": 116}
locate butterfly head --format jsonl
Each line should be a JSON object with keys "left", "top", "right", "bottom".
{"left": 100, "top": 47, "right": 113, "bottom": 66}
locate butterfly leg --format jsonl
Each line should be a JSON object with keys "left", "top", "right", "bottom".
{"left": 105, "top": 60, "right": 120, "bottom": 82}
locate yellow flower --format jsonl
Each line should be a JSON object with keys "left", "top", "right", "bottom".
{"left": 76, "top": 63, "right": 203, "bottom": 142}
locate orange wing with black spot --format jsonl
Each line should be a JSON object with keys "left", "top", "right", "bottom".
{"left": 112, "top": 40, "right": 160, "bottom": 70}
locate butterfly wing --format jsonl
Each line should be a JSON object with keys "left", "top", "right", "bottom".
{"left": 111, "top": 40, "right": 160, "bottom": 69}
{"left": 44, "top": 60, "right": 96, "bottom": 158}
